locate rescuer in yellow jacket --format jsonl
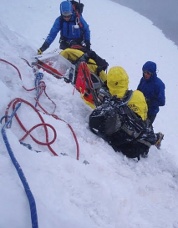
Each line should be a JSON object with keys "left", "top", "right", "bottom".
{"left": 89, "top": 66, "right": 164, "bottom": 160}
{"left": 107, "top": 66, "right": 148, "bottom": 121}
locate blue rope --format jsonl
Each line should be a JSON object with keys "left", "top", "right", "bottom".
{"left": 35, "top": 72, "right": 44, "bottom": 107}
{"left": 1, "top": 102, "right": 38, "bottom": 228}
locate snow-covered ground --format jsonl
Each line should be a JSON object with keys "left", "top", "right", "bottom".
{"left": 0, "top": 0, "right": 178, "bottom": 227}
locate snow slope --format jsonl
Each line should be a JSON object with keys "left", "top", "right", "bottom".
{"left": 0, "top": 0, "right": 178, "bottom": 227}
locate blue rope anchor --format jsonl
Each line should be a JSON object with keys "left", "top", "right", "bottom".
{"left": 34, "top": 71, "right": 44, "bottom": 107}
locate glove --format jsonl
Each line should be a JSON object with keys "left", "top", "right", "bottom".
{"left": 37, "top": 48, "right": 43, "bottom": 55}
{"left": 96, "top": 65, "right": 108, "bottom": 75}
{"left": 96, "top": 62, "right": 109, "bottom": 75}
{"left": 86, "top": 50, "right": 109, "bottom": 73}
{"left": 37, "top": 41, "right": 50, "bottom": 55}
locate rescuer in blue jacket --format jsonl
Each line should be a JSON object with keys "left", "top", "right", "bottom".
{"left": 38, "top": 1, "right": 90, "bottom": 54}
{"left": 137, "top": 61, "right": 165, "bottom": 123}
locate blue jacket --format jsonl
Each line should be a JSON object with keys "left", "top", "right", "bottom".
{"left": 45, "top": 14, "right": 90, "bottom": 45}
{"left": 137, "top": 61, "right": 165, "bottom": 116}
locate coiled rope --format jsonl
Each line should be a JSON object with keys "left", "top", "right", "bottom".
{"left": 5, "top": 97, "right": 80, "bottom": 159}
{"left": 0, "top": 58, "right": 79, "bottom": 159}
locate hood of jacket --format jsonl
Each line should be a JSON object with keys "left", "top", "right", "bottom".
{"left": 107, "top": 66, "right": 129, "bottom": 98}
{"left": 142, "top": 61, "right": 157, "bottom": 80}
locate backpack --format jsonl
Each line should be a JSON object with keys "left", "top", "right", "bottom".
{"left": 89, "top": 92, "right": 153, "bottom": 159}
{"left": 74, "top": 61, "right": 103, "bottom": 108}
{"left": 69, "top": 0, "right": 84, "bottom": 15}
{"left": 89, "top": 91, "right": 134, "bottom": 136}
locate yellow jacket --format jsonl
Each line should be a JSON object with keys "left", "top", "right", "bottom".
{"left": 60, "top": 48, "right": 107, "bottom": 82}
{"left": 107, "top": 66, "right": 148, "bottom": 120}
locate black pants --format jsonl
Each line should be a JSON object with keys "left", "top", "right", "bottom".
{"left": 59, "top": 39, "right": 83, "bottom": 50}
{"left": 107, "top": 130, "right": 150, "bottom": 159}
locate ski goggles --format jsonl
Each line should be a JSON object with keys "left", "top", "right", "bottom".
{"left": 62, "top": 14, "right": 72, "bottom": 19}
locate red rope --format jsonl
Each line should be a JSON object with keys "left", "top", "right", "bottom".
{"left": 5, "top": 98, "right": 58, "bottom": 156}
{"left": 1, "top": 58, "right": 80, "bottom": 159}
{"left": 34, "top": 102, "right": 80, "bottom": 160}
{"left": 52, "top": 114, "right": 80, "bottom": 160}
{"left": 21, "top": 57, "right": 32, "bottom": 67}
{"left": 0, "top": 58, "right": 22, "bottom": 80}
{"left": 0, "top": 57, "right": 34, "bottom": 92}
{"left": 35, "top": 81, "right": 57, "bottom": 114}
{"left": 5, "top": 98, "right": 80, "bottom": 159}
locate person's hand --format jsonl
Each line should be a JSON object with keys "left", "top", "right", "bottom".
{"left": 96, "top": 62, "right": 109, "bottom": 75}
{"left": 37, "top": 42, "right": 50, "bottom": 55}
{"left": 37, "top": 48, "right": 43, "bottom": 55}
{"left": 96, "top": 66, "right": 103, "bottom": 75}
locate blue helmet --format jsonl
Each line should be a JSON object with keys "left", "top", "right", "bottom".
{"left": 60, "top": 1, "right": 73, "bottom": 16}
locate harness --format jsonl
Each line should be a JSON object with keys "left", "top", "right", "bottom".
{"left": 59, "top": 11, "right": 83, "bottom": 37}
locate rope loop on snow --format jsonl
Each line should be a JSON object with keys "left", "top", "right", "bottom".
{"left": 0, "top": 58, "right": 80, "bottom": 159}
{"left": 4, "top": 98, "right": 80, "bottom": 159}
{"left": 0, "top": 58, "right": 22, "bottom": 79}
{"left": 4, "top": 98, "right": 58, "bottom": 156}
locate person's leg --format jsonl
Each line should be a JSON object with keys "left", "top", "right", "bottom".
{"left": 120, "top": 142, "right": 150, "bottom": 160}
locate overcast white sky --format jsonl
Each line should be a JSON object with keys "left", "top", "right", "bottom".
{"left": 0, "top": 0, "right": 178, "bottom": 228}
